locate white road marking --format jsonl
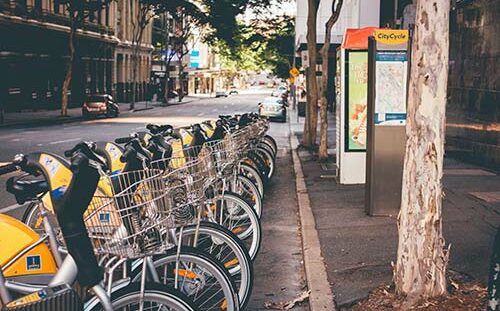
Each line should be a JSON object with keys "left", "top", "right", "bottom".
{"left": 197, "top": 112, "right": 204, "bottom": 117}
{"left": 212, "top": 108, "right": 218, "bottom": 112}
{"left": 37, "top": 143, "right": 43, "bottom": 146}
{"left": 11, "top": 138, "right": 20, "bottom": 142}
{"left": 48, "top": 138, "right": 81, "bottom": 145}
{"left": 0, "top": 203, "right": 23, "bottom": 214}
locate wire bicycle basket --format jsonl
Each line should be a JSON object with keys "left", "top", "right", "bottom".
{"left": 150, "top": 147, "right": 216, "bottom": 227}
{"left": 84, "top": 169, "right": 171, "bottom": 259}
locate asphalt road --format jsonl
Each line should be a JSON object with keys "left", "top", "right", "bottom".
{"left": 0, "top": 89, "right": 266, "bottom": 210}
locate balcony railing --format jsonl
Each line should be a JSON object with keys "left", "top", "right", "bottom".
{"left": 0, "top": 2, "right": 115, "bottom": 36}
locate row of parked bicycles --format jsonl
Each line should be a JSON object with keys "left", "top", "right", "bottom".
{"left": 0, "top": 113, "right": 277, "bottom": 310}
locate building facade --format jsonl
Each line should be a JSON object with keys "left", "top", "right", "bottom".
{"left": 0, "top": 0, "right": 152, "bottom": 111}
{"left": 446, "top": 0, "right": 499, "bottom": 169}
{"left": 114, "top": 0, "right": 153, "bottom": 103}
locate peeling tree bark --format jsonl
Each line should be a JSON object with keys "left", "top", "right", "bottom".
{"left": 394, "top": 0, "right": 451, "bottom": 305}
{"left": 303, "top": 0, "right": 320, "bottom": 147}
{"left": 318, "top": 0, "right": 343, "bottom": 160}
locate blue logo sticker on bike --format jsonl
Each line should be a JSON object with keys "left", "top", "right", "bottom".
{"left": 26, "top": 255, "right": 41, "bottom": 271}
{"left": 99, "top": 212, "right": 110, "bottom": 223}
{"left": 51, "top": 186, "right": 67, "bottom": 200}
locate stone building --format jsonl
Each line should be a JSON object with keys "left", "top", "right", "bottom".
{"left": 0, "top": 0, "right": 152, "bottom": 111}
{"left": 446, "top": 0, "right": 499, "bottom": 169}
{"left": 114, "top": 0, "right": 153, "bottom": 103}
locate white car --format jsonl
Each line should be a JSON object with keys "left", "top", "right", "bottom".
{"left": 271, "top": 86, "right": 288, "bottom": 97}
{"left": 258, "top": 97, "right": 288, "bottom": 122}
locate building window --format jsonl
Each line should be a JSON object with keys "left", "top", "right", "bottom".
{"left": 15, "top": 0, "right": 27, "bottom": 9}
{"left": 54, "top": 0, "right": 60, "bottom": 14}
{"left": 105, "top": 4, "right": 110, "bottom": 26}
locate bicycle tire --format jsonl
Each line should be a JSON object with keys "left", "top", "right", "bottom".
{"left": 179, "top": 222, "right": 254, "bottom": 310}
{"left": 257, "top": 140, "right": 277, "bottom": 158}
{"left": 262, "top": 135, "right": 278, "bottom": 155}
{"left": 131, "top": 247, "right": 239, "bottom": 311}
{"left": 86, "top": 282, "right": 198, "bottom": 311}
{"left": 239, "top": 163, "right": 265, "bottom": 198}
{"left": 246, "top": 151, "right": 270, "bottom": 184}
{"left": 213, "top": 192, "right": 262, "bottom": 261}
{"left": 255, "top": 147, "right": 275, "bottom": 179}
{"left": 225, "top": 174, "right": 263, "bottom": 218}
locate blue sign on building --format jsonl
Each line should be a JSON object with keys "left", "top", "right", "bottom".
{"left": 190, "top": 50, "right": 200, "bottom": 69}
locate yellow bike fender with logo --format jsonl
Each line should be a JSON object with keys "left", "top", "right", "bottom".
{"left": 0, "top": 214, "right": 57, "bottom": 277}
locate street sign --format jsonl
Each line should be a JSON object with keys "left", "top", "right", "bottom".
{"left": 301, "top": 50, "right": 309, "bottom": 68}
{"left": 190, "top": 50, "right": 200, "bottom": 69}
{"left": 289, "top": 67, "right": 300, "bottom": 78}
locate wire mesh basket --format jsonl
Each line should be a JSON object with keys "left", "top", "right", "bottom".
{"left": 150, "top": 149, "right": 215, "bottom": 226}
{"left": 84, "top": 169, "right": 171, "bottom": 259}
{"left": 205, "top": 137, "right": 238, "bottom": 177}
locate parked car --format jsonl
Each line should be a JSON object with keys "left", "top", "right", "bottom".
{"left": 82, "top": 94, "right": 119, "bottom": 118}
{"left": 228, "top": 86, "right": 239, "bottom": 95}
{"left": 215, "top": 90, "right": 228, "bottom": 98}
{"left": 271, "top": 85, "right": 288, "bottom": 97}
{"left": 167, "top": 90, "right": 178, "bottom": 98}
{"left": 258, "top": 96, "right": 288, "bottom": 122}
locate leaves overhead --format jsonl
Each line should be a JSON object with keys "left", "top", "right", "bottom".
{"left": 216, "top": 14, "right": 295, "bottom": 79}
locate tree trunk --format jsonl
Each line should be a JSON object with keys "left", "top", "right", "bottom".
{"left": 164, "top": 63, "right": 171, "bottom": 104}
{"left": 394, "top": 0, "right": 450, "bottom": 305}
{"left": 178, "top": 60, "right": 185, "bottom": 102}
{"left": 61, "top": 10, "right": 77, "bottom": 117}
{"left": 303, "top": 0, "right": 319, "bottom": 147}
{"left": 131, "top": 29, "right": 144, "bottom": 110}
{"left": 303, "top": 67, "right": 311, "bottom": 145}
{"left": 318, "top": 0, "right": 343, "bottom": 160}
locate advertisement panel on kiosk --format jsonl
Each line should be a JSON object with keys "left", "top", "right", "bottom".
{"left": 336, "top": 27, "right": 378, "bottom": 185}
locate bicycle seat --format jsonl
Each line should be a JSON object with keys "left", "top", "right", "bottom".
{"left": 6, "top": 178, "right": 50, "bottom": 204}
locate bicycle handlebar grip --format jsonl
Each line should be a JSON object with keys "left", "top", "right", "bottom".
{"left": 0, "top": 163, "right": 17, "bottom": 175}
{"left": 146, "top": 123, "right": 159, "bottom": 133}
{"left": 115, "top": 136, "right": 133, "bottom": 144}
{"left": 119, "top": 148, "right": 135, "bottom": 163}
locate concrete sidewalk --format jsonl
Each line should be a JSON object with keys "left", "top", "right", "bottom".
{"left": 289, "top": 109, "right": 500, "bottom": 309}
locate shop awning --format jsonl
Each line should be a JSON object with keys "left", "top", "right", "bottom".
{"left": 341, "top": 27, "right": 380, "bottom": 49}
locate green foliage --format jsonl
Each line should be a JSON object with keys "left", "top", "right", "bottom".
{"left": 218, "top": 15, "right": 295, "bottom": 79}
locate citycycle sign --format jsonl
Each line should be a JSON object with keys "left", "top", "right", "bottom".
{"left": 374, "top": 30, "right": 409, "bottom": 45}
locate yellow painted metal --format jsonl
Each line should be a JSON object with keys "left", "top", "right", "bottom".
{"left": 0, "top": 214, "right": 57, "bottom": 277}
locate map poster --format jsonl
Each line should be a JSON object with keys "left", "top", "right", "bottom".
{"left": 346, "top": 51, "right": 368, "bottom": 152}
{"left": 374, "top": 51, "right": 408, "bottom": 126}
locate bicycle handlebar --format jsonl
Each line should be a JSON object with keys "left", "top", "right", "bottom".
{"left": 115, "top": 136, "right": 134, "bottom": 144}
{"left": 0, "top": 163, "right": 17, "bottom": 176}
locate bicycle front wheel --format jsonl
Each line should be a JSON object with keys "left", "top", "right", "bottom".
{"left": 179, "top": 222, "right": 254, "bottom": 310}
{"left": 88, "top": 282, "right": 198, "bottom": 311}
{"left": 131, "top": 247, "right": 239, "bottom": 311}
{"left": 213, "top": 192, "right": 262, "bottom": 261}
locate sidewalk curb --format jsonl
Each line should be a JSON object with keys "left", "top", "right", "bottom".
{"left": 132, "top": 106, "right": 155, "bottom": 112}
{"left": 0, "top": 115, "right": 84, "bottom": 129}
{"left": 289, "top": 121, "right": 337, "bottom": 311}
